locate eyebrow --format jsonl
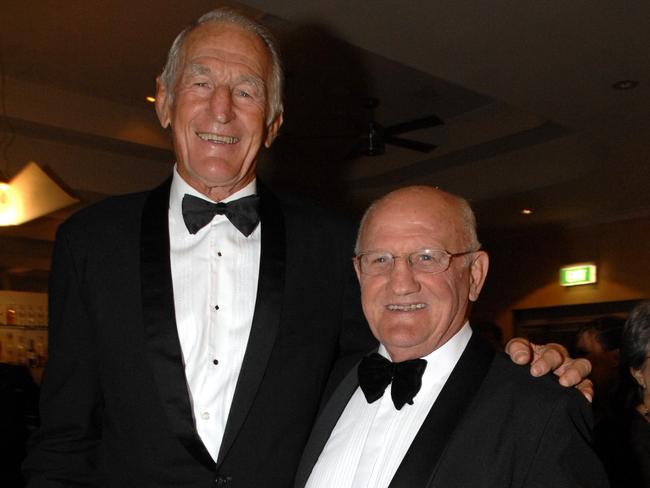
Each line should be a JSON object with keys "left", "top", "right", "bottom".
{"left": 189, "top": 64, "right": 211, "bottom": 76}
{"left": 186, "top": 64, "right": 265, "bottom": 93}
{"left": 238, "top": 75, "right": 265, "bottom": 93}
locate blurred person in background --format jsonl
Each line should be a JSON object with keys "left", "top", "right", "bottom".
{"left": 614, "top": 301, "right": 650, "bottom": 487}
{"left": 575, "top": 316, "right": 624, "bottom": 424}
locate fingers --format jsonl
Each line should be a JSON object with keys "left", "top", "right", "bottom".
{"left": 504, "top": 337, "right": 593, "bottom": 402}
{"left": 529, "top": 343, "right": 567, "bottom": 377}
{"left": 574, "top": 378, "right": 594, "bottom": 403}
{"left": 556, "top": 357, "right": 592, "bottom": 387}
{"left": 504, "top": 339, "right": 566, "bottom": 375}
{"left": 504, "top": 338, "right": 532, "bottom": 365}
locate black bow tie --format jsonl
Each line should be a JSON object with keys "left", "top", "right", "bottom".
{"left": 358, "top": 352, "right": 427, "bottom": 410}
{"left": 181, "top": 193, "right": 260, "bottom": 237}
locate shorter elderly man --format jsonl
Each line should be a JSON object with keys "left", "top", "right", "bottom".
{"left": 295, "top": 186, "right": 608, "bottom": 488}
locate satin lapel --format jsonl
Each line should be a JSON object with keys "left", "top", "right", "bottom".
{"left": 293, "top": 362, "right": 363, "bottom": 488}
{"left": 389, "top": 333, "right": 495, "bottom": 488}
{"left": 140, "top": 178, "right": 214, "bottom": 469}
{"left": 216, "top": 183, "right": 286, "bottom": 467}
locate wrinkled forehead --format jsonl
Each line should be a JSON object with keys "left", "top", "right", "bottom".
{"left": 180, "top": 21, "right": 271, "bottom": 76}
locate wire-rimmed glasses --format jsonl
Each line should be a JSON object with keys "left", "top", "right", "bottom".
{"left": 355, "top": 248, "right": 479, "bottom": 276}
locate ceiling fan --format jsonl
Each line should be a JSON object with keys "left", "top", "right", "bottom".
{"left": 355, "top": 97, "right": 444, "bottom": 157}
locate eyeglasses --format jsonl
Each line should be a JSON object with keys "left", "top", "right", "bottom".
{"left": 354, "top": 248, "right": 479, "bottom": 276}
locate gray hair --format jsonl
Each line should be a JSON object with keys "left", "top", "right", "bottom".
{"left": 621, "top": 301, "right": 650, "bottom": 371}
{"left": 354, "top": 186, "right": 481, "bottom": 257}
{"left": 159, "top": 7, "right": 284, "bottom": 124}
{"left": 621, "top": 300, "right": 650, "bottom": 404}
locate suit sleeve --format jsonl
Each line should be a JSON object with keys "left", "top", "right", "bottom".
{"left": 23, "top": 223, "right": 103, "bottom": 487}
{"left": 524, "top": 391, "right": 609, "bottom": 488}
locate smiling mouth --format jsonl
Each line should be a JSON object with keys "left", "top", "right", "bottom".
{"left": 386, "top": 303, "right": 426, "bottom": 311}
{"left": 196, "top": 132, "right": 239, "bottom": 144}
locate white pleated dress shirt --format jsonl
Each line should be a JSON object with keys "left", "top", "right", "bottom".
{"left": 306, "top": 323, "right": 472, "bottom": 488}
{"left": 168, "top": 167, "right": 261, "bottom": 461}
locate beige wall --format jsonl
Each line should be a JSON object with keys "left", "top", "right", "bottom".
{"left": 475, "top": 215, "right": 650, "bottom": 341}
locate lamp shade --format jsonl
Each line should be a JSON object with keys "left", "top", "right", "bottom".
{"left": 0, "top": 161, "right": 78, "bottom": 226}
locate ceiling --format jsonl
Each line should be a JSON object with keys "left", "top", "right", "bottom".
{"left": 0, "top": 0, "right": 649, "bottom": 285}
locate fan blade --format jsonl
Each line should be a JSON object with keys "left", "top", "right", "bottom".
{"left": 384, "top": 115, "right": 444, "bottom": 136}
{"left": 384, "top": 136, "right": 437, "bottom": 153}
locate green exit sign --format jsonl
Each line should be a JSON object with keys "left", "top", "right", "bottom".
{"left": 560, "top": 264, "right": 597, "bottom": 287}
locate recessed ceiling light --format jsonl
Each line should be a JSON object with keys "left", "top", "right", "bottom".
{"left": 612, "top": 80, "right": 639, "bottom": 90}
{"left": 146, "top": 96, "right": 156, "bottom": 103}
{"left": 521, "top": 208, "right": 533, "bottom": 215}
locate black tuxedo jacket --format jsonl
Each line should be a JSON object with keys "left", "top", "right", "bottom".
{"left": 295, "top": 332, "right": 609, "bottom": 488}
{"left": 24, "top": 179, "right": 374, "bottom": 487}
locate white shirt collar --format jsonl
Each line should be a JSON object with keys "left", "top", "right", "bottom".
{"left": 169, "top": 164, "right": 257, "bottom": 220}
{"left": 377, "top": 321, "right": 472, "bottom": 365}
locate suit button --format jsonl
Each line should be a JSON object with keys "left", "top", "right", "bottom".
{"left": 214, "top": 475, "right": 232, "bottom": 487}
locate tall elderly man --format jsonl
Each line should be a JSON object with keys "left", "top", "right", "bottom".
{"left": 295, "top": 186, "right": 608, "bottom": 488}
{"left": 23, "top": 9, "right": 371, "bottom": 488}
{"left": 24, "top": 8, "right": 590, "bottom": 488}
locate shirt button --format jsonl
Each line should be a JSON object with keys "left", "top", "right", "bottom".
{"left": 217, "top": 251, "right": 222, "bottom": 257}
{"left": 201, "top": 412, "right": 210, "bottom": 420}
{"left": 215, "top": 476, "right": 232, "bottom": 487}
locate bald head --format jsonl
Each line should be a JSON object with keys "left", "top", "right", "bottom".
{"left": 356, "top": 186, "right": 480, "bottom": 255}
{"left": 353, "top": 185, "right": 489, "bottom": 361}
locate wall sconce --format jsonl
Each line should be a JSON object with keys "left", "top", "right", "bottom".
{"left": 0, "top": 161, "right": 78, "bottom": 226}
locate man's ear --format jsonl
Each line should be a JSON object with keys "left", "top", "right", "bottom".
{"left": 155, "top": 76, "right": 171, "bottom": 129}
{"left": 468, "top": 251, "right": 489, "bottom": 302}
{"left": 264, "top": 112, "right": 284, "bottom": 148}
{"left": 630, "top": 367, "right": 646, "bottom": 389}
{"left": 353, "top": 257, "right": 362, "bottom": 284}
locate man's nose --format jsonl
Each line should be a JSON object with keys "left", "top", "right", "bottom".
{"left": 210, "top": 86, "right": 235, "bottom": 123}
{"left": 389, "top": 257, "right": 421, "bottom": 295}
